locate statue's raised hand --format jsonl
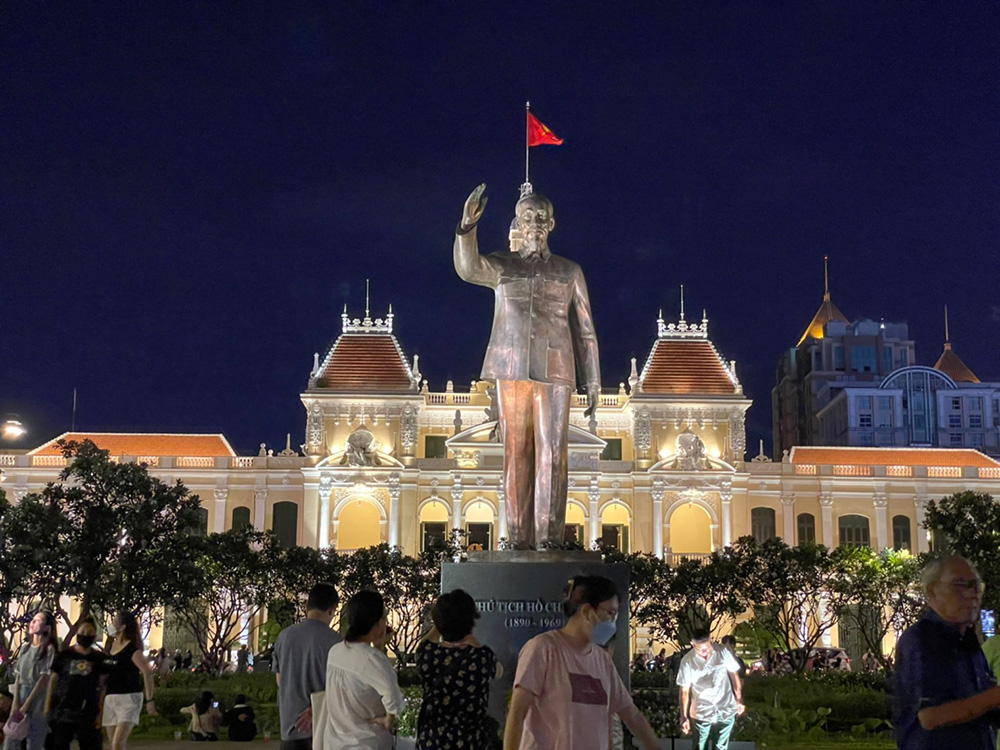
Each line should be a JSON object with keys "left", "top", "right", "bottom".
{"left": 461, "top": 183, "right": 488, "bottom": 231}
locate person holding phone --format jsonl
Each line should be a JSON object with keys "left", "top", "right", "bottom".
{"left": 181, "top": 692, "right": 223, "bottom": 741}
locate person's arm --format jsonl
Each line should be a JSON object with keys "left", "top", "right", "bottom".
{"left": 503, "top": 685, "right": 535, "bottom": 750}
{"left": 618, "top": 703, "right": 659, "bottom": 750}
{"left": 570, "top": 265, "right": 601, "bottom": 417}
{"left": 453, "top": 184, "right": 500, "bottom": 288}
{"left": 728, "top": 670, "right": 746, "bottom": 714}
{"left": 918, "top": 686, "right": 1000, "bottom": 730}
{"left": 10, "top": 673, "right": 21, "bottom": 715}
{"left": 679, "top": 686, "right": 692, "bottom": 734}
{"left": 43, "top": 672, "right": 57, "bottom": 716}
{"left": 132, "top": 649, "right": 157, "bottom": 715}
{"left": 20, "top": 671, "right": 50, "bottom": 714}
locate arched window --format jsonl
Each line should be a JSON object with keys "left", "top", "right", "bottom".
{"left": 892, "top": 514, "right": 912, "bottom": 550}
{"left": 419, "top": 500, "right": 449, "bottom": 552}
{"left": 669, "top": 503, "right": 713, "bottom": 555}
{"left": 751, "top": 507, "right": 777, "bottom": 544}
{"left": 195, "top": 507, "right": 209, "bottom": 536}
{"left": 465, "top": 500, "right": 494, "bottom": 551}
{"left": 273, "top": 502, "right": 298, "bottom": 548}
{"left": 600, "top": 504, "right": 630, "bottom": 553}
{"left": 565, "top": 503, "right": 586, "bottom": 546}
{"left": 337, "top": 499, "right": 382, "bottom": 551}
{"left": 231, "top": 506, "right": 251, "bottom": 530}
{"left": 838, "top": 514, "right": 870, "bottom": 549}
{"left": 797, "top": 513, "right": 816, "bottom": 546}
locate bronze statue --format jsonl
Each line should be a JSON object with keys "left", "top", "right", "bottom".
{"left": 454, "top": 184, "right": 600, "bottom": 549}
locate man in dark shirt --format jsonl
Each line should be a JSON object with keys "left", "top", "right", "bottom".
{"left": 44, "top": 618, "right": 109, "bottom": 750}
{"left": 894, "top": 555, "right": 1000, "bottom": 749}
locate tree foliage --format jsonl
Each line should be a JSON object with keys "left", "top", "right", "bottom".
{"left": 596, "top": 543, "right": 675, "bottom": 640}
{"left": 831, "top": 546, "right": 923, "bottom": 667}
{"left": 924, "top": 490, "right": 1000, "bottom": 611}
{"left": 169, "top": 526, "right": 283, "bottom": 669}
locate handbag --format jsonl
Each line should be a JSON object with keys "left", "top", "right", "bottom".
{"left": 4, "top": 711, "right": 30, "bottom": 741}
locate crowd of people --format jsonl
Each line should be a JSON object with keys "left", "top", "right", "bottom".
{"left": 3, "top": 553, "right": 1000, "bottom": 749}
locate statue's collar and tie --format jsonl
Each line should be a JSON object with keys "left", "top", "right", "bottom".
{"left": 518, "top": 244, "right": 551, "bottom": 262}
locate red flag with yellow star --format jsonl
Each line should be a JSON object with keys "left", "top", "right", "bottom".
{"left": 527, "top": 112, "right": 563, "bottom": 146}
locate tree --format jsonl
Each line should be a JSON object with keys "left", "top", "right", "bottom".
{"left": 169, "top": 526, "right": 283, "bottom": 669}
{"left": 597, "top": 543, "right": 674, "bottom": 640}
{"left": 832, "top": 546, "right": 923, "bottom": 668}
{"left": 652, "top": 542, "right": 751, "bottom": 648}
{"left": 339, "top": 544, "right": 441, "bottom": 666}
{"left": 34, "top": 440, "right": 204, "bottom": 630}
{"left": 924, "top": 491, "right": 1000, "bottom": 612}
{"left": 743, "top": 538, "right": 851, "bottom": 671}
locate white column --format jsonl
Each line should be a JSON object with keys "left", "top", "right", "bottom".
{"left": 451, "top": 477, "right": 463, "bottom": 533}
{"left": 318, "top": 477, "right": 333, "bottom": 549}
{"left": 820, "top": 493, "right": 835, "bottom": 546}
{"left": 914, "top": 496, "right": 931, "bottom": 553}
{"left": 388, "top": 475, "right": 401, "bottom": 548}
{"left": 497, "top": 481, "right": 508, "bottom": 541}
{"left": 818, "top": 593, "right": 833, "bottom": 646}
{"left": 720, "top": 486, "right": 733, "bottom": 547}
{"left": 213, "top": 489, "right": 228, "bottom": 533}
{"left": 781, "top": 492, "right": 795, "bottom": 545}
{"left": 873, "top": 493, "right": 889, "bottom": 551}
{"left": 709, "top": 524, "right": 719, "bottom": 551}
{"left": 651, "top": 481, "right": 665, "bottom": 558}
{"left": 588, "top": 477, "right": 601, "bottom": 546}
{"left": 252, "top": 488, "right": 267, "bottom": 532}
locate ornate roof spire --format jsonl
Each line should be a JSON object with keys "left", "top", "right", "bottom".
{"left": 797, "top": 255, "right": 849, "bottom": 346}
{"left": 934, "top": 304, "right": 980, "bottom": 383}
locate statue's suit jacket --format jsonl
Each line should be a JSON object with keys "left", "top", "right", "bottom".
{"left": 454, "top": 229, "right": 600, "bottom": 389}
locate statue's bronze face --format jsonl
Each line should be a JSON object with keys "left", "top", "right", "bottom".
{"left": 515, "top": 195, "right": 555, "bottom": 256}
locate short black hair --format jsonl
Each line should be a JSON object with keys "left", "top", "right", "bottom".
{"left": 432, "top": 589, "right": 480, "bottom": 642}
{"left": 563, "top": 575, "right": 619, "bottom": 618}
{"left": 691, "top": 628, "right": 711, "bottom": 643}
{"left": 721, "top": 635, "right": 736, "bottom": 646}
{"left": 235, "top": 694, "right": 247, "bottom": 704}
{"left": 344, "top": 590, "right": 385, "bottom": 642}
{"left": 307, "top": 582, "right": 340, "bottom": 612}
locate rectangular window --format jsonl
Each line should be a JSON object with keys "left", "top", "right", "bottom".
{"left": 860, "top": 432, "right": 874, "bottom": 445}
{"left": 859, "top": 414, "right": 873, "bottom": 428}
{"left": 949, "top": 414, "right": 962, "bottom": 428}
{"left": 969, "top": 397, "right": 982, "bottom": 411}
{"left": 950, "top": 433, "right": 964, "bottom": 447}
{"left": 466, "top": 522, "right": 493, "bottom": 551}
{"left": 952, "top": 398, "right": 962, "bottom": 411}
{"left": 858, "top": 396, "right": 873, "bottom": 409}
{"left": 970, "top": 433, "right": 984, "bottom": 447}
{"left": 564, "top": 524, "right": 583, "bottom": 546}
{"left": 852, "top": 346, "right": 877, "bottom": 373}
{"left": 882, "top": 347, "right": 892, "bottom": 372}
{"left": 970, "top": 415, "right": 983, "bottom": 428}
{"left": 834, "top": 346, "right": 845, "bottom": 370}
{"left": 898, "top": 350, "right": 908, "bottom": 368}
{"left": 424, "top": 435, "right": 448, "bottom": 459}
{"left": 878, "top": 396, "right": 892, "bottom": 411}
{"left": 600, "top": 524, "right": 628, "bottom": 552}
{"left": 420, "top": 522, "right": 447, "bottom": 552}
{"left": 600, "top": 438, "right": 623, "bottom": 461}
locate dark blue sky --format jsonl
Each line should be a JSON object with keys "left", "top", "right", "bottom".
{"left": 3, "top": 3, "right": 998, "bottom": 455}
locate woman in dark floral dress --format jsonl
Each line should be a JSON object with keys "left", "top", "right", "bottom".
{"left": 416, "top": 589, "right": 498, "bottom": 749}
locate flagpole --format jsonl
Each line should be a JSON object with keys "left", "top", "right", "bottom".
{"left": 523, "top": 101, "right": 531, "bottom": 196}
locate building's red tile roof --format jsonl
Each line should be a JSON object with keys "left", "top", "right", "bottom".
{"left": 30, "top": 433, "right": 236, "bottom": 457}
{"left": 639, "top": 340, "right": 738, "bottom": 395}
{"left": 315, "top": 334, "right": 414, "bottom": 391}
{"left": 790, "top": 446, "right": 1000, "bottom": 468}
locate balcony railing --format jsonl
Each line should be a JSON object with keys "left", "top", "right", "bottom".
{"left": 665, "top": 552, "right": 712, "bottom": 566}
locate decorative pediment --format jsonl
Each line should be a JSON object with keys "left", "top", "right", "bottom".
{"left": 649, "top": 453, "right": 737, "bottom": 473}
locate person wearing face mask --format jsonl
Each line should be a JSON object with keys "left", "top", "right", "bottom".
{"left": 43, "top": 616, "right": 109, "bottom": 750}
{"left": 503, "top": 575, "right": 659, "bottom": 750}
{"left": 5, "top": 610, "right": 60, "bottom": 750}
{"left": 676, "top": 630, "right": 745, "bottom": 750}
{"left": 321, "top": 591, "right": 405, "bottom": 750}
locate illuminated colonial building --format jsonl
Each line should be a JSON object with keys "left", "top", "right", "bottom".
{"left": 4, "top": 301, "right": 1000, "bottom": 658}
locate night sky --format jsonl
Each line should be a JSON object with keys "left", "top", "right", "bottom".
{"left": 3, "top": 4, "right": 999, "bottom": 455}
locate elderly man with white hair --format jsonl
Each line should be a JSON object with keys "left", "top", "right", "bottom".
{"left": 894, "top": 555, "right": 1000, "bottom": 749}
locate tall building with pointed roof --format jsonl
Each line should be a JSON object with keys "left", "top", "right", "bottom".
{"left": 772, "top": 260, "right": 914, "bottom": 456}
{"left": 933, "top": 305, "right": 980, "bottom": 384}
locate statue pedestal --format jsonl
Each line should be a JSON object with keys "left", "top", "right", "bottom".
{"left": 441, "top": 553, "right": 630, "bottom": 723}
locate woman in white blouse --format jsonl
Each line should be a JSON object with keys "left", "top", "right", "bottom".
{"left": 322, "top": 590, "right": 405, "bottom": 750}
